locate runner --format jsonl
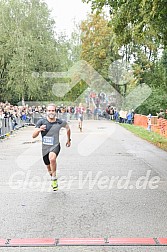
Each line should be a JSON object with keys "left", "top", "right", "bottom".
{"left": 32, "top": 104, "right": 71, "bottom": 191}
{"left": 78, "top": 112, "right": 84, "bottom": 132}
{"left": 78, "top": 103, "right": 84, "bottom": 132}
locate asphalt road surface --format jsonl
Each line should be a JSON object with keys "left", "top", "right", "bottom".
{"left": 0, "top": 120, "right": 167, "bottom": 252}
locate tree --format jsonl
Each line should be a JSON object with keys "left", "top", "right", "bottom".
{"left": 0, "top": 0, "right": 59, "bottom": 103}
{"left": 83, "top": 0, "right": 167, "bottom": 47}
{"left": 80, "top": 13, "right": 119, "bottom": 79}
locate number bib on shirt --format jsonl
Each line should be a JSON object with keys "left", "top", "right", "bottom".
{"left": 42, "top": 136, "right": 54, "bottom": 146}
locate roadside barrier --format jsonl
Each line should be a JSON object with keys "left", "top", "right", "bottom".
{"left": 0, "top": 117, "right": 27, "bottom": 139}
{"left": 134, "top": 114, "right": 167, "bottom": 137}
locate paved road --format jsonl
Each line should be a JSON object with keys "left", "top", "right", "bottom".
{"left": 0, "top": 120, "right": 167, "bottom": 252}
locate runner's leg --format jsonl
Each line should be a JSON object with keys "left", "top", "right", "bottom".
{"left": 49, "top": 152, "right": 57, "bottom": 178}
{"left": 80, "top": 120, "right": 82, "bottom": 131}
{"left": 49, "top": 152, "right": 58, "bottom": 191}
{"left": 46, "top": 164, "right": 52, "bottom": 176}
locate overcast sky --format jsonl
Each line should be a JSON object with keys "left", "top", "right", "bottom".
{"left": 44, "top": 0, "right": 91, "bottom": 36}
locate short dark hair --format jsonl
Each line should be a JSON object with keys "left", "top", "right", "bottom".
{"left": 47, "top": 104, "right": 56, "bottom": 111}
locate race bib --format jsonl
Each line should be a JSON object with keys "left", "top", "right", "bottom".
{"left": 42, "top": 136, "right": 54, "bottom": 145}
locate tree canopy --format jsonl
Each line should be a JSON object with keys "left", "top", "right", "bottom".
{"left": 83, "top": 0, "right": 167, "bottom": 47}
{"left": 81, "top": 0, "right": 167, "bottom": 114}
{"left": 0, "top": 0, "right": 81, "bottom": 104}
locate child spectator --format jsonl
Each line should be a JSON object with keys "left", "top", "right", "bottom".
{"left": 147, "top": 114, "right": 152, "bottom": 132}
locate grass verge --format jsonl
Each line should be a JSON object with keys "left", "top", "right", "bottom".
{"left": 120, "top": 124, "right": 167, "bottom": 152}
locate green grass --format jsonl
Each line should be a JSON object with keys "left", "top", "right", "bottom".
{"left": 120, "top": 123, "right": 167, "bottom": 152}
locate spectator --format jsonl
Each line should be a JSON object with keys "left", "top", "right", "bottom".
{"left": 109, "top": 107, "right": 114, "bottom": 120}
{"left": 86, "top": 107, "right": 92, "bottom": 120}
{"left": 131, "top": 109, "right": 135, "bottom": 124}
{"left": 126, "top": 110, "right": 132, "bottom": 124}
{"left": 157, "top": 109, "right": 165, "bottom": 119}
{"left": 114, "top": 109, "right": 119, "bottom": 123}
{"left": 0, "top": 109, "right": 4, "bottom": 136}
{"left": 21, "top": 111, "right": 27, "bottom": 122}
{"left": 119, "top": 109, "right": 124, "bottom": 123}
{"left": 147, "top": 114, "right": 152, "bottom": 132}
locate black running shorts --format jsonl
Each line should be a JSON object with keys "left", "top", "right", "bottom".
{"left": 42, "top": 143, "right": 61, "bottom": 165}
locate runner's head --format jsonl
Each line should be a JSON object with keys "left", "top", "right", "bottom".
{"left": 47, "top": 104, "right": 56, "bottom": 119}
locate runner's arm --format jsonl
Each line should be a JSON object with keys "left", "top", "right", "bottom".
{"left": 32, "top": 125, "right": 46, "bottom": 138}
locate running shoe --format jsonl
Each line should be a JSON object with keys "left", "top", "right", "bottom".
{"left": 51, "top": 179, "right": 58, "bottom": 191}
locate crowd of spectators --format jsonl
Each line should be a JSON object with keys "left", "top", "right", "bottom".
{"left": 0, "top": 102, "right": 36, "bottom": 137}
{"left": 0, "top": 101, "right": 135, "bottom": 134}
{"left": 93, "top": 105, "right": 135, "bottom": 124}
{"left": 1, "top": 100, "right": 167, "bottom": 138}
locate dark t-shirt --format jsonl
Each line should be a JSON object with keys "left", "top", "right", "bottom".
{"left": 36, "top": 118, "right": 67, "bottom": 155}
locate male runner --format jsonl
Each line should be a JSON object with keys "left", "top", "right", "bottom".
{"left": 77, "top": 103, "right": 84, "bottom": 132}
{"left": 32, "top": 104, "right": 71, "bottom": 191}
